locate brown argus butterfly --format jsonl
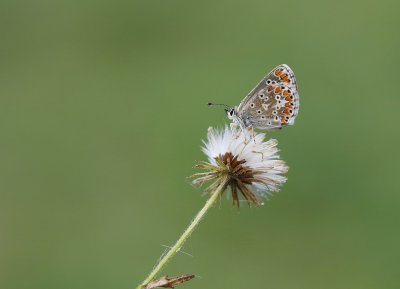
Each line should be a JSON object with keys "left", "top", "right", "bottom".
{"left": 209, "top": 64, "right": 299, "bottom": 130}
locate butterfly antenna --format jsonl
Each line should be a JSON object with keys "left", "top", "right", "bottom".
{"left": 207, "top": 102, "right": 230, "bottom": 108}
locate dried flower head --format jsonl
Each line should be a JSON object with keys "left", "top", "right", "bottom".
{"left": 192, "top": 126, "right": 289, "bottom": 206}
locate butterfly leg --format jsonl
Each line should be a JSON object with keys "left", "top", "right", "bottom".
{"left": 230, "top": 122, "right": 242, "bottom": 139}
{"left": 230, "top": 122, "right": 239, "bottom": 131}
{"left": 245, "top": 127, "right": 256, "bottom": 143}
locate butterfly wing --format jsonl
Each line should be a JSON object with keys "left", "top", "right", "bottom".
{"left": 237, "top": 64, "right": 299, "bottom": 130}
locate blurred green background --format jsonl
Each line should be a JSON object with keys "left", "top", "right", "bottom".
{"left": 1, "top": 1, "right": 399, "bottom": 289}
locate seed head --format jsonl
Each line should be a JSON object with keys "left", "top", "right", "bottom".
{"left": 192, "top": 126, "right": 289, "bottom": 206}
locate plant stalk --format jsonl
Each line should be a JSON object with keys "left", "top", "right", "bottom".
{"left": 136, "top": 177, "right": 228, "bottom": 289}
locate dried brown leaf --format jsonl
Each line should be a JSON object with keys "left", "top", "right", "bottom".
{"left": 145, "top": 274, "right": 195, "bottom": 289}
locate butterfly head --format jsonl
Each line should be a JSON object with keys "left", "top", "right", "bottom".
{"left": 225, "top": 107, "right": 237, "bottom": 120}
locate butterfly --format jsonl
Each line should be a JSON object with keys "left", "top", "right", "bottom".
{"left": 209, "top": 64, "right": 299, "bottom": 130}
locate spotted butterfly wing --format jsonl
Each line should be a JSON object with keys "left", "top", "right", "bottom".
{"left": 236, "top": 64, "right": 299, "bottom": 130}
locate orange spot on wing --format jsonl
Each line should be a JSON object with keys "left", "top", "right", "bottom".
{"left": 275, "top": 87, "right": 282, "bottom": 93}
{"left": 274, "top": 69, "right": 282, "bottom": 76}
{"left": 267, "top": 85, "right": 274, "bottom": 92}
{"left": 283, "top": 90, "right": 289, "bottom": 97}
{"left": 281, "top": 116, "right": 286, "bottom": 124}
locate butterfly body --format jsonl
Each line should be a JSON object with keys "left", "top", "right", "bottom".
{"left": 226, "top": 64, "right": 299, "bottom": 131}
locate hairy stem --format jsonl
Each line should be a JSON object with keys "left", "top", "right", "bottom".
{"left": 136, "top": 177, "right": 228, "bottom": 289}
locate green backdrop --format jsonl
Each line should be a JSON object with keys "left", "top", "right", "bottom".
{"left": 1, "top": 1, "right": 399, "bottom": 289}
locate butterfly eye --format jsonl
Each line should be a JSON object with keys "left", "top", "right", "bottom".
{"left": 250, "top": 103, "right": 255, "bottom": 108}
{"left": 275, "top": 95, "right": 281, "bottom": 100}
{"left": 266, "top": 79, "right": 271, "bottom": 84}
{"left": 259, "top": 94, "right": 265, "bottom": 99}
{"left": 267, "top": 121, "right": 271, "bottom": 125}
{"left": 274, "top": 116, "right": 279, "bottom": 121}
{"left": 257, "top": 110, "right": 262, "bottom": 114}
{"left": 272, "top": 110, "right": 277, "bottom": 115}
{"left": 261, "top": 116, "right": 265, "bottom": 120}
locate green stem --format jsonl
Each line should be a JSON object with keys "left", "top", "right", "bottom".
{"left": 136, "top": 177, "right": 228, "bottom": 289}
